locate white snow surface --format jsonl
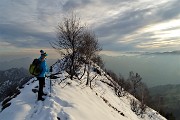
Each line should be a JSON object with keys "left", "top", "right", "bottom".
{"left": 0, "top": 64, "right": 166, "bottom": 120}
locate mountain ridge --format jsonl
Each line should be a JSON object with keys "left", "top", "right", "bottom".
{"left": 0, "top": 59, "right": 166, "bottom": 120}
{"left": 0, "top": 67, "right": 31, "bottom": 102}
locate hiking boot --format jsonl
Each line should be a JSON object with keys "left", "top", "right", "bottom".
{"left": 38, "top": 97, "right": 45, "bottom": 101}
{"left": 42, "top": 93, "right": 47, "bottom": 96}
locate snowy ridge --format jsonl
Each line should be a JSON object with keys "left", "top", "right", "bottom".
{"left": 0, "top": 61, "right": 166, "bottom": 120}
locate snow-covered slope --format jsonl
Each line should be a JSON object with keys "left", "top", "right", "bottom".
{"left": 0, "top": 62, "right": 166, "bottom": 120}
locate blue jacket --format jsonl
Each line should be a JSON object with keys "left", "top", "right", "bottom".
{"left": 38, "top": 57, "right": 48, "bottom": 77}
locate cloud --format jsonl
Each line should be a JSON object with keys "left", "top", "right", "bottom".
{"left": 0, "top": 41, "right": 13, "bottom": 48}
{"left": 155, "top": 0, "right": 180, "bottom": 21}
{"left": 0, "top": 23, "right": 56, "bottom": 48}
{"left": 92, "top": 0, "right": 180, "bottom": 52}
{"left": 0, "top": 0, "right": 60, "bottom": 50}
{"left": 118, "top": 17, "right": 180, "bottom": 51}
{"left": 62, "top": 0, "right": 91, "bottom": 11}
{"left": 0, "top": 0, "right": 179, "bottom": 55}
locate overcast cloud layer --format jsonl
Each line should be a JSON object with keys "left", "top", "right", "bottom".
{"left": 0, "top": 0, "right": 180, "bottom": 56}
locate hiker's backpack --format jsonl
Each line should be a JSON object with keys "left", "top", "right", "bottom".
{"left": 29, "top": 58, "right": 42, "bottom": 76}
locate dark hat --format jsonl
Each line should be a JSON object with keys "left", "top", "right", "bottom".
{"left": 40, "top": 50, "right": 48, "bottom": 56}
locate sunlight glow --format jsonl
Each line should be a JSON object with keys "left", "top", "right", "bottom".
{"left": 152, "top": 29, "right": 180, "bottom": 38}
{"left": 119, "top": 18, "right": 180, "bottom": 51}
{"left": 144, "top": 19, "right": 180, "bottom": 31}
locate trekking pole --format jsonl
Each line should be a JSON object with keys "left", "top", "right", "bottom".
{"left": 49, "top": 66, "right": 52, "bottom": 97}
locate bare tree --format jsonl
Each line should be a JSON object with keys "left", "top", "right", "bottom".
{"left": 128, "top": 71, "right": 142, "bottom": 97}
{"left": 51, "top": 14, "right": 84, "bottom": 80}
{"left": 130, "top": 99, "right": 139, "bottom": 114}
{"left": 51, "top": 13, "right": 102, "bottom": 83}
{"left": 78, "top": 30, "right": 102, "bottom": 86}
{"left": 138, "top": 82, "right": 151, "bottom": 106}
{"left": 91, "top": 55, "right": 104, "bottom": 70}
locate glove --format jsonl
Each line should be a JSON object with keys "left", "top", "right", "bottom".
{"left": 50, "top": 74, "right": 60, "bottom": 79}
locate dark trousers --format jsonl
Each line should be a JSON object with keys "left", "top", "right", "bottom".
{"left": 37, "top": 77, "right": 45, "bottom": 99}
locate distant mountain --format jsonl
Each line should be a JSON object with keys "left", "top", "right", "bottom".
{"left": 149, "top": 84, "right": 180, "bottom": 120}
{"left": 0, "top": 68, "right": 31, "bottom": 102}
{"left": 143, "top": 50, "right": 180, "bottom": 55}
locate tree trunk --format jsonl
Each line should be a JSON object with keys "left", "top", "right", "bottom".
{"left": 86, "top": 62, "right": 90, "bottom": 86}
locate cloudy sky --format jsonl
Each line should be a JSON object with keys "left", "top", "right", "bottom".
{"left": 0, "top": 0, "right": 180, "bottom": 59}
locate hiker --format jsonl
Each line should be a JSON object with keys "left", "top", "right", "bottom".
{"left": 37, "top": 50, "right": 48, "bottom": 101}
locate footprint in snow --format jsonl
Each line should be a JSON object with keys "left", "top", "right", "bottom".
{"left": 54, "top": 96, "right": 73, "bottom": 107}
{"left": 58, "top": 109, "right": 69, "bottom": 120}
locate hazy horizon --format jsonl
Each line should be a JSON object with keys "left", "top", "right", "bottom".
{"left": 0, "top": 52, "right": 180, "bottom": 88}
{"left": 101, "top": 53, "right": 180, "bottom": 87}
